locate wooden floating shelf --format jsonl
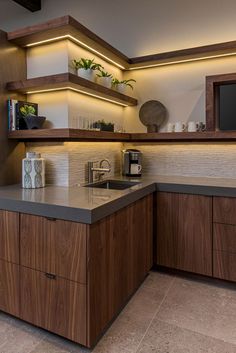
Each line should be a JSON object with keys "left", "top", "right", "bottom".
{"left": 7, "top": 15, "right": 129, "bottom": 70}
{"left": 8, "top": 129, "right": 131, "bottom": 141}
{"left": 7, "top": 15, "right": 236, "bottom": 70}
{"left": 6, "top": 73, "right": 138, "bottom": 107}
{"left": 8, "top": 130, "right": 236, "bottom": 142}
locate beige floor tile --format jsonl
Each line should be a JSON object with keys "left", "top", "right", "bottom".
{"left": 0, "top": 313, "right": 45, "bottom": 353}
{"left": 157, "top": 277, "right": 236, "bottom": 345}
{"left": 137, "top": 319, "right": 236, "bottom": 353}
{"left": 30, "top": 332, "right": 89, "bottom": 353}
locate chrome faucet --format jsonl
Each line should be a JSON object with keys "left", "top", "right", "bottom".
{"left": 88, "top": 159, "right": 111, "bottom": 183}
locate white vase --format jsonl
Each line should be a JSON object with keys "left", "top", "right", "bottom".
{"left": 97, "top": 76, "right": 112, "bottom": 88}
{"left": 114, "top": 83, "right": 127, "bottom": 94}
{"left": 22, "top": 152, "right": 45, "bottom": 189}
{"left": 77, "top": 68, "right": 96, "bottom": 81}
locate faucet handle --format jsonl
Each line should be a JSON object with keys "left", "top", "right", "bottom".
{"left": 99, "top": 159, "right": 111, "bottom": 172}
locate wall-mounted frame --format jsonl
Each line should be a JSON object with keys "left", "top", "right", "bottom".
{"left": 206, "top": 72, "right": 236, "bottom": 131}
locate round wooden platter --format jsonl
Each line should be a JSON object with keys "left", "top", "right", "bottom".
{"left": 139, "top": 100, "right": 167, "bottom": 132}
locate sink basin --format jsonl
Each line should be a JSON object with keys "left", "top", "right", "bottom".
{"left": 84, "top": 180, "right": 140, "bottom": 190}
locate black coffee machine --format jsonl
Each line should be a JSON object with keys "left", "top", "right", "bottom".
{"left": 122, "top": 149, "right": 142, "bottom": 177}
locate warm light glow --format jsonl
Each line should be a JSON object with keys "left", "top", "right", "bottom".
{"left": 128, "top": 51, "right": 236, "bottom": 70}
{"left": 25, "top": 35, "right": 126, "bottom": 70}
{"left": 26, "top": 86, "right": 128, "bottom": 107}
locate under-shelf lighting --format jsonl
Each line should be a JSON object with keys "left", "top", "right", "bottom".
{"left": 26, "top": 86, "right": 129, "bottom": 107}
{"left": 25, "top": 35, "right": 126, "bottom": 70}
{"left": 128, "top": 51, "right": 236, "bottom": 70}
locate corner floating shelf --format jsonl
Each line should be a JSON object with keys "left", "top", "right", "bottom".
{"left": 7, "top": 15, "right": 130, "bottom": 70}
{"left": 6, "top": 73, "right": 138, "bottom": 107}
{"left": 8, "top": 130, "right": 236, "bottom": 142}
{"left": 8, "top": 129, "right": 130, "bottom": 141}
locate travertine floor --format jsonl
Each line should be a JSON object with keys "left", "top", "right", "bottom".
{"left": 1, "top": 271, "right": 236, "bottom": 353}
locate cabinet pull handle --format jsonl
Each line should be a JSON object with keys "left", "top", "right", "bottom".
{"left": 45, "top": 273, "right": 56, "bottom": 280}
{"left": 45, "top": 217, "right": 56, "bottom": 222}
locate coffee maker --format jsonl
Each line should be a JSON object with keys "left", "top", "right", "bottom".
{"left": 122, "top": 149, "right": 142, "bottom": 177}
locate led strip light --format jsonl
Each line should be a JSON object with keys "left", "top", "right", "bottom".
{"left": 26, "top": 86, "right": 129, "bottom": 107}
{"left": 25, "top": 35, "right": 126, "bottom": 70}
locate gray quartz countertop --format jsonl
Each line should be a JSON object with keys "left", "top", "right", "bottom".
{"left": 1, "top": 175, "right": 236, "bottom": 224}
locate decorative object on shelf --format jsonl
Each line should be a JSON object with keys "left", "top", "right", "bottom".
{"left": 96, "top": 70, "right": 113, "bottom": 88}
{"left": 187, "top": 121, "right": 199, "bottom": 132}
{"left": 174, "top": 121, "right": 186, "bottom": 132}
{"left": 139, "top": 100, "right": 167, "bottom": 132}
{"left": 7, "top": 100, "right": 39, "bottom": 130}
{"left": 20, "top": 103, "right": 46, "bottom": 129}
{"left": 93, "top": 120, "right": 114, "bottom": 132}
{"left": 112, "top": 78, "right": 136, "bottom": 93}
{"left": 167, "top": 122, "right": 174, "bottom": 132}
{"left": 72, "top": 58, "right": 103, "bottom": 81}
{"left": 22, "top": 152, "right": 45, "bottom": 189}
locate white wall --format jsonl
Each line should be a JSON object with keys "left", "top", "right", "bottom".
{"left": 1, "top": 0, "right": 236, "bottom": 57}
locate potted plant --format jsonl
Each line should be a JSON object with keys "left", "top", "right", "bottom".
{"left": 72, "top": 58, "right": 104, "bottom": 81}
{"left": 112, "top": 78, "right": 136, "bottom": 93}
{"left": 94, "top": 119, "right": 114, "bottom": 132}
{"left": 20, "top": 104, "right": 46, "bottom": 129}
{"left": 96, "top": 70, "right": 113, "bottom": 88}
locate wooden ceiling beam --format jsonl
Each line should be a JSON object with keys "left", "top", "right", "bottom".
{"left": 12, "top": 0, "right": 41, "bottom": 12}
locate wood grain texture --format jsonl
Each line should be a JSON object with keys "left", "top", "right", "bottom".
{"left": 20, "top": 266, "right": 86, "bottom": 345}
{"left": 0, "top": 211, "right": 19, "bottom": 264}
{"left": 7, "top": 16, "right": 129, "bottom": 69}
{"left": 0, "top": 30, "right": 26, "bottom": 186}
{"left": 213, "top": 223, "right": 236, "bottom": 253}
{"left": 213, "top": 250, "right": 236, "bottom": 282}
{"left": 156, "top": 192, "right": 212, "bottom": 276}
{"left": 10, "top": 130, "right": 236, "bottom": 143}
{"left": 7, "top": 15, "right": 236, "bottom": 69}
{"left": 213, "top": 196, "right": 236, "bottom": 225}
{"left": 20, "top": 214, "right": 87, "bottom": 284}
{"left": 0, "top": 259, "right": 19, "bottom": 317}
{"left": 130, "top": 40, "right": 236, "bottom": 67}
{"left": 206, "top": 73, "right": 236, "bottom": 132}
{"left": 87, "top": 194, "right": 153, "bottom": 347}
{"left": 6, "top": 73, "right": 137, "bottom": 106}
{"left": 8, "top": 128, "right": 130, "bottom": 141}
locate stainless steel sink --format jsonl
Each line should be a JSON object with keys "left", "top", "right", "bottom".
{"left": 84, "top": 180, "right": 140, "bottom": 190}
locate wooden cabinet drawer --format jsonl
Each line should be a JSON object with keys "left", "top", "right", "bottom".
{"left": 0, "top": 259, "right": 19, "bottom": 317}
{"left": 0, "top": 210, "right": 19, "bottom": 263}
{"left": 213, "top": 250, "right": 236, "bottom": 282}
{"left": 213, "top": 197, "right": 236, "bottom": 225}
{"left": 156, "top": 192, "right": 212, "bottom": 276}
{"left": 20, "top": 266, "right": 87, "bottom": 346}
{"left": 20, "top": 214, "right": 87, "bottom": 284}
{"left": 213, "top": 223, "right": 236, "bottom": 253}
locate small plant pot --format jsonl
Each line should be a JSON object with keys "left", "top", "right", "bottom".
{"left": 100, "top": 123, "right": 114, "bottom": 132}
{"left": 77, "top": 68, "right": 96, "bottom": 81}
{"left": 97, "top": 76, "right": 112, "bottom": 88}
{"left": 24, "top": 114, "right": 46, "bottom": 129}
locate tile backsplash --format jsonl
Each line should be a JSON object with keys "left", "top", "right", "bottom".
{"left": 25, "top": 142, "right": 123, "bottom": 186}
{"left": 26, "top": 141, "right": 236, "bottom": 186}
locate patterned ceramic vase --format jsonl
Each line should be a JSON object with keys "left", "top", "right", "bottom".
{"left": 22, "top": 152, "right": 45, "bottom": 189}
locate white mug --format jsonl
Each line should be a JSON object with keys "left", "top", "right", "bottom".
{"left": 167, "top": 123, "right": 174, "bottom": 132}
{"left": 187, "top": 121, "right": 199, "bottom": 132}
{"left": 130, "top": 164, "right": 142, "bottom": 175}
{"left": 174, "top": 122, "right": 186, "bottom": 132}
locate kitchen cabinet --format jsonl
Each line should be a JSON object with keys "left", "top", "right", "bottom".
{"left": 0, "top": 210, "right": 19, "bottom": 263}
{"left": 213, "top": 197, "right": 236, "bottom": 281}
{"left": 20, "top": 266, "right": 87, "bottom": 345}
{"left": 0, "top": 194, "right": 153, "bottom": 348}
{"left": 156, "top": 192, "right": 212, "bottom": 276}
{"left": 0, "top": 259, "right": 19, "bottom": 317}
{"left": 20, "top": 215, "right": 87, "bottom": 284}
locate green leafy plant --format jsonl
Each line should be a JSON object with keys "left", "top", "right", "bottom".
{"left": 72, "top": 58, "right": 104, "bottom": 71}
{"left": 96, "top": 70, "right": 112, "bottom": 78}
{"left": 20, "top": 104, "right": 36, "bottom": 117}
{"left": 112, "top": 78, "right": 136, "bottom": 89}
